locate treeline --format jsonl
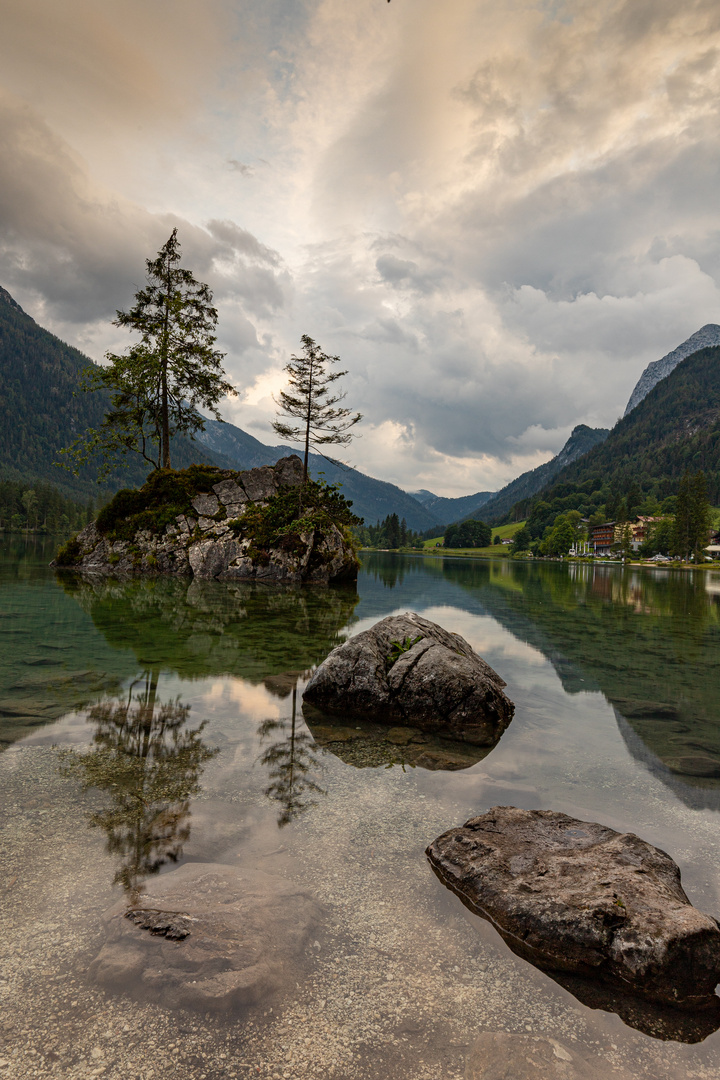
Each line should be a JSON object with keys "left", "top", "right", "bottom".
{"left": 0, "top": 479, "right": 94, "bottom": 533}
{"left": 520, "top": 475, "right": 676, "bottom": 544}
{"left": 356, "top": 513, "right": 424, "bottom": 549}
{"left": 443, "top": 519, "right": 491, "bottom": 549}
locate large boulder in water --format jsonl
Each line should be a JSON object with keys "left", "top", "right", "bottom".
{"left": 303, "top": 612, "right": 514, "bottom": 745}
{"left": 426, "top": 806, "right": 720, "bottom": 1011}
{"left": 89, "top": 862, "right": 322, "bottom": 1011}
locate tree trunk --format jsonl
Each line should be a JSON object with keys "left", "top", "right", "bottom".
{"left": 303, "top": 358, "right": 314, "bottom": 484}
{"left": 161, "top": 251, "right": 172, "bottom": 469}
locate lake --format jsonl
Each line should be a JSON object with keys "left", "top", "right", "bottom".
{"left": 2, "top": 539, "right": 720, "bottom": 1079}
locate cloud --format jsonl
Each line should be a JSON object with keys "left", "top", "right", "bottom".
{"left": 2, "top": 0, "right": 720, "bottom": 494}
{"left": 0, "top": 91, "right": 289, "bottom": 394}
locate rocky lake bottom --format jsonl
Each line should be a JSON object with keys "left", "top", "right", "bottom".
{"left": 3, "top": 541, "right": 720, "bottom": 1079}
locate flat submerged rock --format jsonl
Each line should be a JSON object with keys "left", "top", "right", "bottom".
{"left": 303, "top": 612, "right": 515, "bottom": 745}
{"left": 464, "top": 1031, "right": 632, "bottom": 1080}
{"left": 89, "top": 862, "right": 322, "bottom": 1011}
{"left": 427, "top": 806, "right": 720, "bottom": 1012}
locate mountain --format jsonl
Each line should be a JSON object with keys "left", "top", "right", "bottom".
{"left": 538, "top": 345, "right": 720, "bottom": 501}
{"left": 624, "top": 325, "right": 720, "bottom": 416}
{"left": 194, "top": 418, "right": 441, "bottom": 531}
{"left": 464, "top": 425, "right": 610, "bottom": 524}
{"left": 409, "top": 487, "right": 494, "bottom": 526}
{"left": 0, "top": 285, "right": 232, "bottom": 500}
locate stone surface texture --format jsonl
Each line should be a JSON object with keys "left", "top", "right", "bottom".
{"left": 303, "top": 612, "right": 514, "bottom": 744}
{"left": 89, "top": 862, "right": 322, "bottom": 1011}
{"left": 61, "top": 455, "right": 358, "bottom": 584}
{"left": 427, "top": 806, "right": 720, "bottom": 1010}
{"left": 464, "top": 1032, "right": 631, "bottom": 1080}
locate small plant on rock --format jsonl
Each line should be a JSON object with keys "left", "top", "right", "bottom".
{"left": 386, "top": 635, "right": 423, "bottom": 668}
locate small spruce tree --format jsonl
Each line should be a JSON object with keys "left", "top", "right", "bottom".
{"left": 272, "top": 335, "right": 362, "bottom": 484}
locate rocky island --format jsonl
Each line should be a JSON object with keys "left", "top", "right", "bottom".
{"left": 52, "top": 455, "right": 360, "bottom": 584}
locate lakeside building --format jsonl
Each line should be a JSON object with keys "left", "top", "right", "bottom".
{"left": 590, "top": 517, "right": 666, "bottom": 554}
{"left": 590, "top": 517, "right": 717, "bottom": 556}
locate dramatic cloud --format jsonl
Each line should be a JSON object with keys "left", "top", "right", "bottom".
{"left": 2, "top": 0, "right": 720, "bottom": 494}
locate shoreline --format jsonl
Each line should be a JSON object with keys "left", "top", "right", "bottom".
{"left": 360, "top": 548, "right": 720, "bottom": 573}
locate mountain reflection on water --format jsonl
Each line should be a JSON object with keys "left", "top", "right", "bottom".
{"left": 361, "top": 553, "right": 720, "bottom": 806}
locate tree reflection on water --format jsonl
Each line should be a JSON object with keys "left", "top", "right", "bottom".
{"left": 257, "top": 682, "right": 325, "bottom": 828}
{"left": 60, "top": 669, "right": 217, "bottom": 900}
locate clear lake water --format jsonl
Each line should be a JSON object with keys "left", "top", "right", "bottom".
{"left": 2, "top": 538, "right": 720, "bottom": 1079}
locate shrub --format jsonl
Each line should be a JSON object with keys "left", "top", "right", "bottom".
{"left": 95, "top": 465, "right": 228, "bottom": 541}
{"left": 55, "top": 536, "right": 82, "bottom": 566}
{"left": 228, "top": 479, "right": 361, "bottom": 566}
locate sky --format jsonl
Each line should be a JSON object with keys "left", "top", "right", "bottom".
{"left": 2, "top": 0, "right": 720, "bottom": 496}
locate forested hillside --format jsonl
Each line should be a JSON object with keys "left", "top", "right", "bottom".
{"left": 532, "top": 345, "right": 720, "bottom": 504}
{"left": 0, "top": 286, "right": 234, "bottom": 501}
{"left": 465, "top": 425, "right": 609, "bottom": 524}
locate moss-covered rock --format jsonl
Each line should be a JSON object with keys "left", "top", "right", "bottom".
{"left": 52, "top": 456, "right": 360, "bottom": 585}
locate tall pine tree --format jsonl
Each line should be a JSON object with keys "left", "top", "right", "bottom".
{"left": 62, "top": 230, "right": 234, "bottom": 478}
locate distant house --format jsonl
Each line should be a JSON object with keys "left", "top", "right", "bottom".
{"left": 628, "top": 516, "right": 665, "bottom": 551}
{"left": 590, "top": 521, "right": 616, "bottom": 554}
{"left": 500, "top": 538, "right": 513, "bottom": 545}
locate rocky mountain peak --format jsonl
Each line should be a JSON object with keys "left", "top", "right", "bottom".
{"left": 624, "top": 324, "right": 720, "bottom": 416}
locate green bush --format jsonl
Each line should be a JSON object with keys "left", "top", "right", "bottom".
{"left": 95, "top": 465, "right": 228, "bottom": 541}
{"left": 55, "top": 536, "right": 82, "bottom": 566}
{"left": 228, "top": 479, "right": 361, "bottom": 566}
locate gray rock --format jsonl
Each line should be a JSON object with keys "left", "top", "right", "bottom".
{"left": 427, "top": 806, "right": 720, "bottom": 1010}
{"left": 303, "top": 612, "right": 514, "bottom": 744}
{"left": 272, "top": 455, "right": 304, "bottom": 489}
{"left": 188, "top": 538, "right": 245, "bottom": 580}
{"left": 212, "top": 478, "right": 248, "bottom": 507}
{"left": 242, "top": 465, "right": 278, "bottom": 503}
{"left": 191, "top": 492, "right": 220, "bottom": 517}
{"left": 89, "top": 862, "right": 322, "bottom": 1011}
{"left": 464, "top": 1032, "right": 630, "bottom": 1080}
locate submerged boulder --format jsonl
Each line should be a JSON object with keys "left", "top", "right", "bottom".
{"left": 89, "top": 862, "right": 322, "bottom": 1011}
{"left": 427, "top": 806, "right": 720, "bottom": 1011}
{"left": 302, "top": 612, "right": 514, "bottom": 745}
{"left": 303, "top": 712, "right": 498, "bottom": 770}
{"left": 53, "top": 455, "right": 359, "bottom": 585}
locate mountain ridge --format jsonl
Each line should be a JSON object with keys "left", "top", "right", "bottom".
{"left": 0, "top": 284, "right": 490, "bottom": 529}
{"left": 530, "top": 344, "right": 720, "bottom": 503}
{"left": 624, "top": 324, "right": 720, "bottom": 416}
{"left": 464, "top": 425, "right": 610, "bottom": 524}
